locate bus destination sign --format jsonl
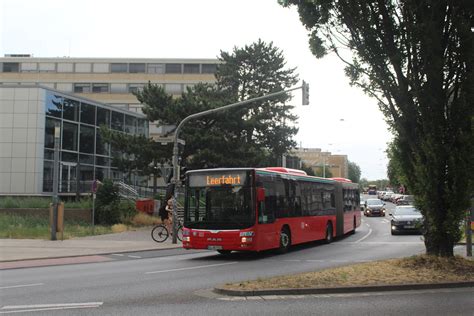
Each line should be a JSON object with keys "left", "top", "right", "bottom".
{"left": 189, "top": 172, "right": 248, "bottom": 187}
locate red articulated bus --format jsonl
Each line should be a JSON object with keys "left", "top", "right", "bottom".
{"left": 182, "top": 167, "right": 361, "bottom": 254}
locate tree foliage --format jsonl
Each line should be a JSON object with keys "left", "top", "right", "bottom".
{"left": 348, "top": 161, "right": 361, "bottom": 183}
{"left": 135, "top": 39, "right": 299, "bottom": 169}
{"left": 282, "top": 0, "right": 474, "bottom": 256}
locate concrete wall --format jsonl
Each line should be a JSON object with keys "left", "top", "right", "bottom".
{"left": 0, "top": 87, "right": 45, "bottom": 194}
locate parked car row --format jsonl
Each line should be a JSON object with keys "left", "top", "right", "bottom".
{"left": 377, "top": 191, "right": 414, "bottom": 205}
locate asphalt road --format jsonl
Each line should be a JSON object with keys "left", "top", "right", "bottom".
{"left": 1, "top": 199, "right": 472, "bottom": 315}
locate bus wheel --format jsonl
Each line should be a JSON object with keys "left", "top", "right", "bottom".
{"left": 278, "top": 227, "right": 291, "bottom": 253}
{"left": 350, "top": 217, "right": 356, "bottom": 234}
{"left": 217, "top": 250, "right": 231, "bottom": 255}
{"left": 325, "top": 223, "right": 333, "bottom": 244}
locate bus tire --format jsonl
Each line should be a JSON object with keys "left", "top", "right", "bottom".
{"left": 325, "top": 222, "right": 333, "bottom": 244}
{"left": 351, "top": 217, "right": 356, "bottom": 234}
{"left": 277, "top": 227, "right": 291, "bottom": 253}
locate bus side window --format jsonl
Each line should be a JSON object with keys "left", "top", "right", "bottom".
{"left": 259, "top": 181, "right": 275, "bottom": 224}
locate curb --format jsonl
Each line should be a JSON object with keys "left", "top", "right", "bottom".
{"left": 214, "top": 281, "right": 474, "bottom": 297}
{"left": 0, "top": 245, "right": 183, "bottom": 263}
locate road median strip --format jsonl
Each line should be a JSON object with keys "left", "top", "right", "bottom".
{"left": 214, "top": 281, "right": 474, "bottom": 297}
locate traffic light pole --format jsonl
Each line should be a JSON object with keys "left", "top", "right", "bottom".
{"left": 170, "top": 83, "right": 307, "bottom": 243}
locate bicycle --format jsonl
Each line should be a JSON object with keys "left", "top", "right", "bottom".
{"left": 151, "top": 221, "right": 183, "bottom": 243}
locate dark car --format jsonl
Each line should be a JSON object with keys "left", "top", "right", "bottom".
{"left": 390, "top": 206, "right": 423, "bottom": 235}
{"left": 364, "top": 199, "right": 386, "bottom": 217}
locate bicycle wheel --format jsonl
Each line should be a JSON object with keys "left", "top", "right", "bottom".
{"left": 177, "top": 225, "right": 183, "bottom": 242}
{"left": 151, "top": 225, "right": 169, "bottom": 243}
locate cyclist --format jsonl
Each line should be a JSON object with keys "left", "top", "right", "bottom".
{"left": 163, "top": 198, "right": 174, "bottom": 234}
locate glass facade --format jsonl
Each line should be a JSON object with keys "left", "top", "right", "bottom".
{"left": 42, "top": 91, "right": 148, "bottom": 193}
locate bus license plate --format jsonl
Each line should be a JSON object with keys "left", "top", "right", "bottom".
{"left": 208, "top": 245, "right": 222, "bottom": 250}
{"left": 404, "top": 225, "right": 415, "bottom": 229}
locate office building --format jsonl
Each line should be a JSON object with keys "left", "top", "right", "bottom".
{"left": 0, "top": 55, "right": 219, "bottom": 136}
{"left": 291, "top": 147, "right": 349, "bottom": 178}
{"left": 0, "top": 85, "right": 148, "bottom": 195}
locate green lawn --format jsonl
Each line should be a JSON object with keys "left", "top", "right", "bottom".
{"left": 0, "top": 213, "right": 112, "bottom": 239}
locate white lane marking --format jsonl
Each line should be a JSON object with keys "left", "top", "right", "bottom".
{"left": 145, "top": 262, "right": 238, "bottom": 274}
{"left": 0, "top": 302, "right": 103, "bottom": 314}
{"left": 354, "top": 228, "right": 372, "bottom": 243}
{"left": 111, "top": 254, "right": 125, "bottom": 256}
{"left": 127, "top": 255, "right": 142, "bottom": 259}
{"left": 0, "top": 283, "right": 43, "bottom": 290}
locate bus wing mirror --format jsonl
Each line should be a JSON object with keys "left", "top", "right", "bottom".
{"left": 257, "top": 188, "right": 265, "bottom": 202}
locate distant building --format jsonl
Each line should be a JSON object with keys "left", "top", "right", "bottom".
{"left": 291, "top": 147, "right": 349, "bottom": 178}
{"left": 0, "top": 55, "right": 219, "bottom": 137}
{"left": 0, "top": 86, "right": 147, "bottom": 195}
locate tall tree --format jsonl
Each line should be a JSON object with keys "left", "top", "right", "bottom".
{"left": 348, "top": 161, "right": 361, "bottom": 183}
{"left": 135, "top": 40, "right": 300, "bottom": 169}
{"left": 282, "top": 1, "right": 474, "bottom": 256}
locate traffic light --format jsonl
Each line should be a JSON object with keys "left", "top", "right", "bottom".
{"left": 302, "top": 80, "right": 310, "bottom": 105}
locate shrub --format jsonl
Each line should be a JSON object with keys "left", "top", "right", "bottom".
{"left": 95, "top": 179, "right": 121, "bottom": 225}
{"left": 119, "top": 200, "right": 137, "bottom": 223}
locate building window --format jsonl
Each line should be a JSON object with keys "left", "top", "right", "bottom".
{"left": 92, "top": 83, "right": 109, "bottom": 93}
{"left": 80, "top": 154, "right": 94, "bottom": 165}
{"left": 75, "top": 63, "right": 92, "bottom": 73}
{"left": 62, "top": 122, "right": 78, "bottom": 151}
{"left": 165, "top": 63, "right": 182, "bottom": 74}
{"left": 165, "top": 83, "right": 182, "bottom": 94}
{"left": 80, "top": 102, "right": 96, "bottom": 125}
{"left": 93, "top": 63, "right": 109, "bottom": 73}
{"left": 61, "top": 151, "right": 78, "bottom": 163}
{"left": 147, "top": 63, "right": 164, "bottom": 74}
{"left": 79, "top": 125, "right": 95, "bottom": 154}
{"left": 111, "top": 63, "right": 128, "bottom": 73}
{"left": 96, "top": 130, "right": 109, "bottom": 156}
{"left": 45, "top": 117, "right": 61, "bottom": 149}
{"left": 183, "top": 64, "right": 200, "bottom": 74}
{"left": 124, "top": 115, "right": 136, "bottom": 134}
{"left": 21, "top": 63, "right": 37, "bottom": 72}
{"left": 63, "top": 98, "right": 80, "bottom": 121}
{"left": 129, "top": 63, "right": 145, "bottom": 73}
{"left": 45, "top": 93, "right": 63, "bottom": 118}
{"left": 111, "top": 111, "right": 124, "bottom": 131}
{"left": 201, "top": 64, "right": 217, "bottom": 74}
{"left": 57, "top": 63, "right": 74, "bottom": 72}
{"left": 39, "top": 63, "right": 56, "bottom": 72}
{"left": 2, "top": 62, "right": 20, "bottom": 72}
{"left": 74, "top": 83, "right": 91, "bottom": 93}
{"left": 128, "top": 84, "right": 144, "bottom": 93}
{"left": 96, "top": 107, "right": 110, "bottom": 127}
{"left": 110, "top": 83, "right": 127, "bottom": 93}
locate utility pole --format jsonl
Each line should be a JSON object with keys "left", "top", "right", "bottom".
{"left": 51, "top": 124, "right": 60, "bottom": 241}
{"left": 170, "top": 83, "right": 309, "bottom": 243}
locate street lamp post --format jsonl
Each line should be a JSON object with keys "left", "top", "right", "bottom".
{"left": 170, "top": 84, "right": 308, "bottom": 243}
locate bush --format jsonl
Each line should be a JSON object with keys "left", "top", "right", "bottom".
{"left": 119, "top": 200, "right": 137, "bottom": 223}
{"left": 95, "top": 180, "right": 120, "bottom": 225}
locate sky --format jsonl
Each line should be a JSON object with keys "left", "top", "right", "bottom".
{"left": 0, "top": 0, "right": 392, "bottom": 180}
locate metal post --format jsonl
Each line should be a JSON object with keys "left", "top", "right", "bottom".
{"left": 322, "top": 155, "right": 326, "bottom": 178}
{"left": 170, "top": 84, "right": 306, "bottom": 244}
{"left": 467, "top": 198, "right": 473, "bottom": 257}
{"left": 51, "top": 124, "right": 60, "bottom": 241}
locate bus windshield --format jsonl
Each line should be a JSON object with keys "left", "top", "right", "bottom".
{"left": 184, "top": 171, "right": 254, "bottom": 230}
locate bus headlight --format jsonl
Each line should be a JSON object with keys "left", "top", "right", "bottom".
{"left": 183, "top": 236, "right": 191, "bottom": 242}
{"left": 241, "top": 237, "right": 253, "bottom": 243}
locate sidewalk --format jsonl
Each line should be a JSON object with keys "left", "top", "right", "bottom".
{"left": 0, "top": 228, "right": 181, "bottom": 262}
